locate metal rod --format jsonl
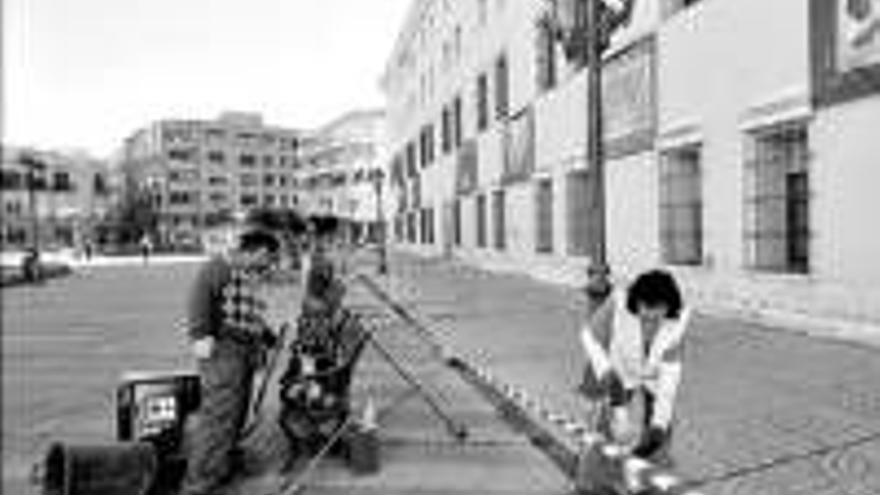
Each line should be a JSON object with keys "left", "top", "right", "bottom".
{"left": 365, "top": 330, "right": 468, "bottom": 441}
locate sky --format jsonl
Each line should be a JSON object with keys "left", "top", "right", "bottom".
{"left": 2, "top": 0, "right": 412, "bottom": 158}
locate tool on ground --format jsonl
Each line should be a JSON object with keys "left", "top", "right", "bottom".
{"left": 362, "top": 323, "right": 469, "bottom": 441}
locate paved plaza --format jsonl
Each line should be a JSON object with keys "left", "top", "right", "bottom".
{"left": 3, "top": 251, "right": 880, "bottom": 494}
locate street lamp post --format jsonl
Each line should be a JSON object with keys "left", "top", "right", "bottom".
{"left": 20, "top": 154, "right": 47, "bottom": 254}
{"left": 373, "top": 169, "right": 388, "bottom": 275}
{"left": 552, "top": 0, "right": 633, "bottom": 316}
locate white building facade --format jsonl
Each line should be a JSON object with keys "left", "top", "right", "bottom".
{"left": 296, "top": 110, "right": 388, "bottom": 242}
{"left": 382, "top": 0, "right": 880, "bottom": 327}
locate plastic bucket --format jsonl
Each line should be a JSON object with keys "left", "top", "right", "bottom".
{"left": 42, "top": 441, "right": 157, "bottom": 495}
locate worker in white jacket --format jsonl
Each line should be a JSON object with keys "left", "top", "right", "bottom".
{"left": 578, "top": 269, "right": 691, "bottom": 461}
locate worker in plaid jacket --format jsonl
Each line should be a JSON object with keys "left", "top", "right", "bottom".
{"left": 180, "top": 227, "right": 281, "bottom": 495}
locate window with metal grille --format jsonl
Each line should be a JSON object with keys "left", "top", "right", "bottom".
{"left": 744, "top": 124, "right": 810, "bottom": 273}
{"left": 495, "top": 53, "right": 509, "bottom": 120}
{"left": 423, "top": 207, "right": 435, "bottom": 245}
{"left": 660, "top": 145, "right": 703, "bottom": 265}
{"left": 535, "top": 179, "right": 553, "bottom": 253}
{"left": 535, "top": 16, "right": 557, "bottom": 92}
{"left": 566, "top": 170, "right": 599, "bottom": 257}
{"left": 407, "top": 211, "right": 417, "bottom": 243}
{"left": 477, "top": 73, "right": 489, "bottom": 132}
{"left": 493, "top": 189, "right": 506, "bottom": 250}
{"left": 441, "top": 106, "right": 452, "bottom": 154}
{"left": 476, "top": 193, "right": 487, "bottom": 248}
{"left": 406, "top": 141, "right": 418, "bottom": 177}
{"left": 454, "top": 95, "right": 464, "bottom": 148}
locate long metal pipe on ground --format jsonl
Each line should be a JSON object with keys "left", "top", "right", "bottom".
{"left": 352, "top": 272, "right": 705, "bottom": 495}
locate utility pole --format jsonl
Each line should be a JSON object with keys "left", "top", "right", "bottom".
{"left": 20, "top": 153, "right": 46, "bottom": 256}
{"left": 552, "top": 0, "right": 634, "bottom": 316}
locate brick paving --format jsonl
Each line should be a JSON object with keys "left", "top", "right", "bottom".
{"left": 4, "top": 251, "right": 880, "bottom": 494}
{"left": 373, "top": 252, "right": 880, "bottom": 494}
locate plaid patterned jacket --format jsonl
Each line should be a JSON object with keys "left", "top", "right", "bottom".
{"left": 188, "top": 254, "right": 269, "bottom": 346}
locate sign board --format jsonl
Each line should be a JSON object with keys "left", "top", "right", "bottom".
{"left": 838, "top": 0, "right": 880, "bottom": 71}
{"left": 602, "top": 36, "right": 657, "bottom": 159}
{"left": 812, "top": 0, "right": 880, "bottom": 106}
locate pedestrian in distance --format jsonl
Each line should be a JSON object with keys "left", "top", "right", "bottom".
{"left": 577, "top": 269, "right": 691, "bottom": 465}
{"left": 179, "top": 226, "right": 282, "bottom": 495}
{"left": 140, "top": 234, "right": 153, "bottom": 265}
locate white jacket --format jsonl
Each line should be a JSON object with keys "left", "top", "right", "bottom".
{"left": 580, "top": 290, "right": 691, "bottom": 429}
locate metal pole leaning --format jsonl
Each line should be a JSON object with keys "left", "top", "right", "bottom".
{"left": 362, "top": 325, "right": 468, "bottom": 441}
{"left": 352, "top": 272, "right": 449, "bottom": 360}
{"left": 351, "top": 272, "right": 704, "bottom": 495}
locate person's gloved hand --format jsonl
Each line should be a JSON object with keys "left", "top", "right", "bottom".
{"left": 260, "top": 328, "right": 278, "bottom": 348}
{"left": 632, "top": 426, "right": 669, "bottom": 459}
{"left": 600, "top": 371, "right": 627, "bottom": 406}
{"left": 192, "top": 336, "right": 215, "bottom": 360}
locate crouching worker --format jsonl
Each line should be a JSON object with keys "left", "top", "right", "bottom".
{"left": 179, "top": 228, "right": 281, "bottom": 495}
{"left": 278, "top": 260, "right": 366, "bottom": 461}
{"left": 578, "top": 269, "right": 691, "bottom": 464}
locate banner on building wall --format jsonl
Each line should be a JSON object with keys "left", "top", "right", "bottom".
{"left": 838, "top": 0, "right": 880, "bottom": 71}
{"left": 502, "top": 106, "right": 536, "bottom": 184}
{"left": 812, "top": 0, "right": 880, "bottom": 106}
{"left": 455, "top": 139, "right": 479, "bottom": 195}
{"left": 602, "top": 36, "right": 656, "bottom": 159}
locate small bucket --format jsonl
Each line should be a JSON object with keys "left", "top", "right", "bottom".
{"left": 41, "top": 441, "right": 158, "bottom": 495}
{"left": 346, "top": 423, "right": 380, "bottom": 474}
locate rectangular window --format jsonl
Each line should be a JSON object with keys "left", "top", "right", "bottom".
{"left": 419, "top": 125, "right": 434, "bottom": 168}
{"left": 660, "top": 145, "right": 703, "bottom": 265}
{"left": 406, "top": 141, "right": 418, "bottom": 177}
{"left": 441, "top": 106, "right": 452, "bottom": 154}
{"left": 263, "top": 155, "right": 274, "bottom": 167}
{"left": 492, "top": 189, "right": 506, "bottom": 250}
{"left": 453, "top": 199, "right": 462, "bottom": 246}
{"left": 407, "top": 211, "right": 417, "bottom": 243}
{"left": 477, "top": 73, "right": 489, "bottom": 131}
{"left": 239, "top": 154, "right": 256, "bottom": 167}
{"left": 240, "top": 194, "right": 258, "bottom": 206}
{"left": 52, "top": 172, "right": 73, "bottom": 192}
{"left": 1, "top": 170, "right": 23, "bottom": 190}
{"left": 264, "top": 194, "right": 275, "bottom": 206}
{"left": 535, "top": 179, "right": 554, "bottom": 253}
{"left": 566, "top": 170, "right": 599, "bottom": 256}
{"left": 168, "top": 149, "right": 192, "bottom": 161}
{"left": 476, "top": 193, "right": 487, "bottom": 248}
{"left": 454, "top": 95, "right": 464, "bottom": 148}
{"left": 536, "top": 18, "right": 557, "bottom": 92}
{"left": 240, "top": 174, "right": 257, "bottom": 187}
{"left": 169, "top": 191, "right": 195, "bottom": 205}
{"left": 208, "top": 151, "right": 225, "bottom": 164}
{"left": 495, "top": 53, "right": 509, "bottom": 120}
{"left": 208, "top": 176, "right": 227, "bottom": 186}
{"left": 744, "top": 124, "right": 810, "bottom": 273}
{"left": 426, "top": 123, "right": 435, "bottom": 165}
{"left": 264, "top": 174, "right": 276, "bottom": 187}
{"left": 428, "top": 207, "right": 435, "bottom": 244}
